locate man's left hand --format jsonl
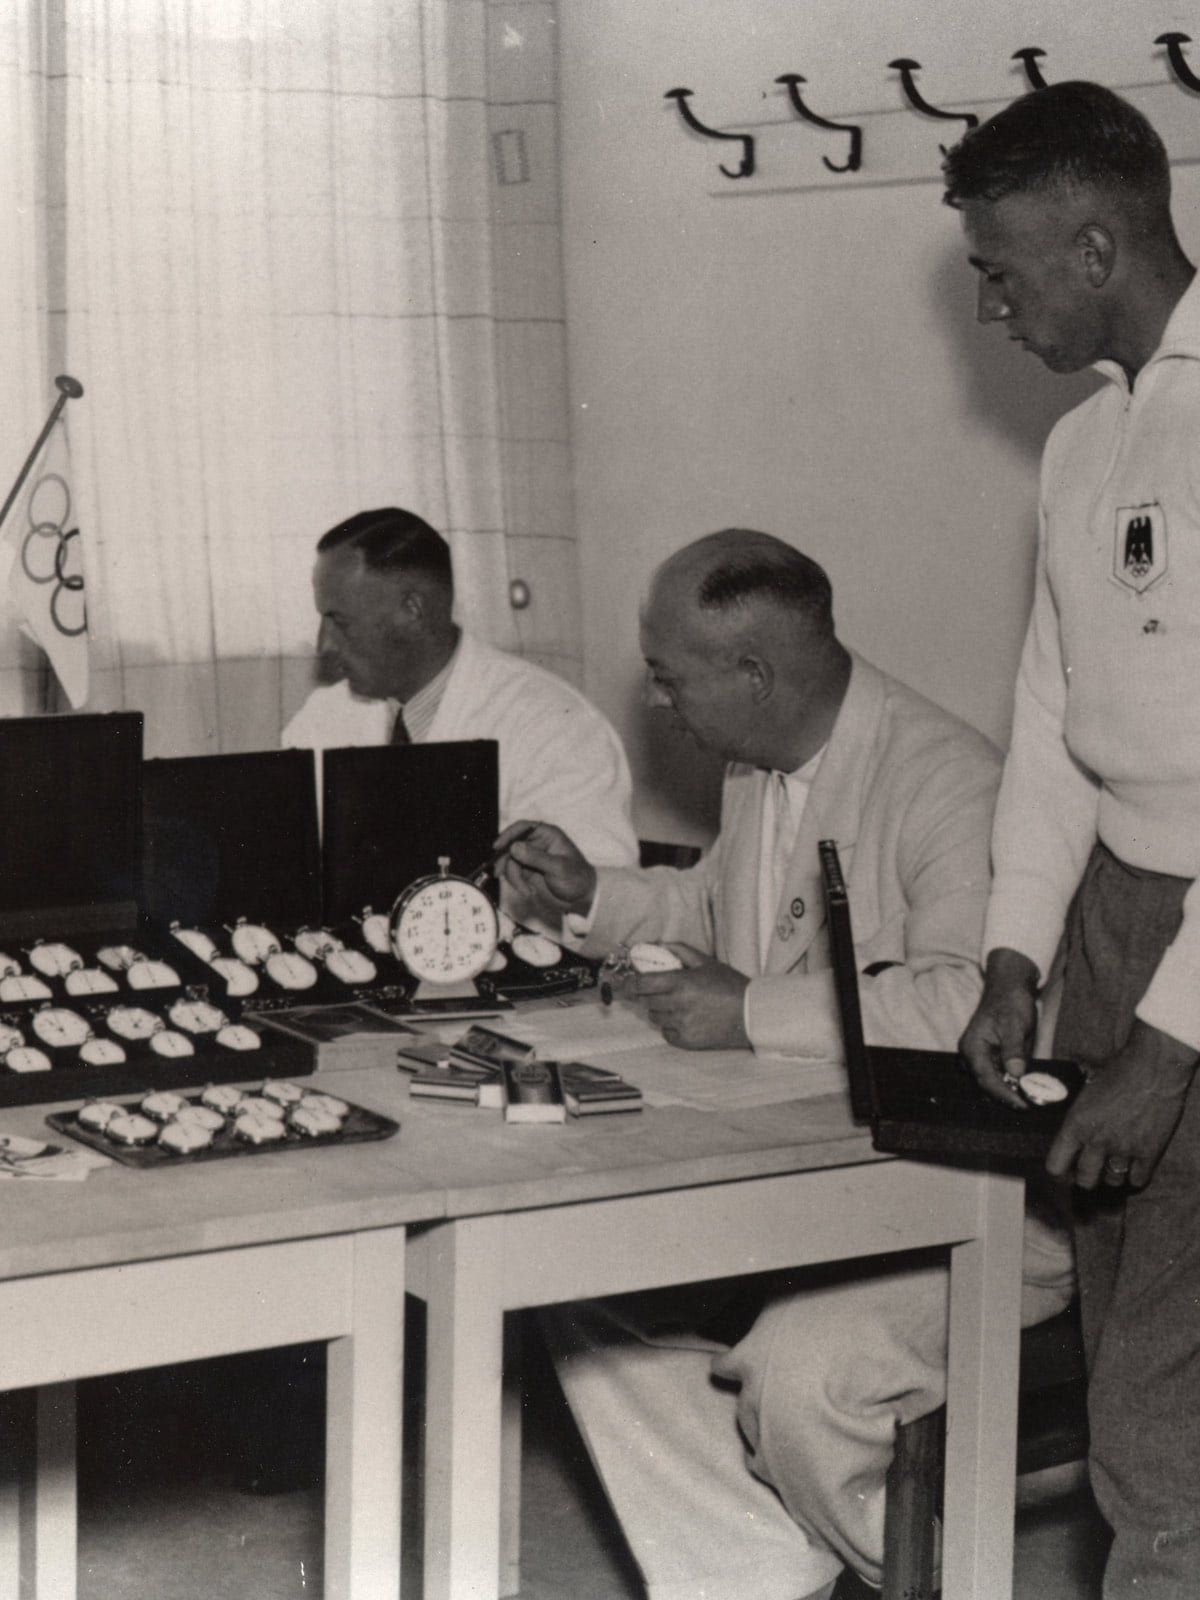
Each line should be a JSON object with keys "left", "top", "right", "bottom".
{"left": 633, "top": 945, "right": 750, "bottom": 1050}
{"left": 1046, "top": 1019, "right": 1199, "bottom": 1190}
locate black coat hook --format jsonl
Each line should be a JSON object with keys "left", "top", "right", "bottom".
{"left": 1012, "top": 48, "right": 1049, "bottom": 91}
{"left": 775, "top": 74, "right": 863, "bottom": 173}
{"left": 1157, "top": 33, "right": 1200, "bottom": 94}
{"left": 888, "top": 58, "right": 978, "bottom": 133}
{"left": 664, "top": 88, "right": 756, "bottom": 179}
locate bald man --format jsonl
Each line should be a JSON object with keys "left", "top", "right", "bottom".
{"left": 500, "top": 532, "right": 1074, "bottom": 1600}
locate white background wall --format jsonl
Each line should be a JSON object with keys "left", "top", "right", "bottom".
{"left": 558, "top": 0, "right": 1200, "bottom": 841}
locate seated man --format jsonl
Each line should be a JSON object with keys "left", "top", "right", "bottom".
{"left": 283, "top": 507, "right": 639, "bottom": 909}
{"left": 499, "top": 529, "right": 1074, "bottom": 1600}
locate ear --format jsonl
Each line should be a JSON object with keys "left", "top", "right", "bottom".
{"left": 1076, "top": 222, "right": 1116, "bottom": 289}
{"left": 739, "top": 652, "right": 774, "bottom": 705}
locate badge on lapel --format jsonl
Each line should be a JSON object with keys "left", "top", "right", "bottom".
{"left": 1113, "top": 503, "right": 1167, "bottom": 594}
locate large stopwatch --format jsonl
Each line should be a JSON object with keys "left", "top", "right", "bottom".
{"left": 389, "top": 856, "right": 499, "bottom": 985}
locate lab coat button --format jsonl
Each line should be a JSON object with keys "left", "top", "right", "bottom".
{"left": 790, "top": 897, "right": 806, "bottom": 919}
{"left": 777, "top": 919, "right": 793, "bottom": 942}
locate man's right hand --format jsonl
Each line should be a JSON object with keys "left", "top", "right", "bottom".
{"left": 959, "top": 947, "right": 1041, "bottom": 1109}
{"left": 494, "top": 820, "right": 597, "bottom": 916}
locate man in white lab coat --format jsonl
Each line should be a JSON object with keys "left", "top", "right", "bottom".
{"left": 283, "top": 508, "right": 638, "bottom": 891}
{"left": 499, "top": 529, "right": 1074, "bottom": 1600}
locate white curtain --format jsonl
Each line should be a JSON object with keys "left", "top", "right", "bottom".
{"left": 39, "top": 0, "right": 520, "bottom": 754}
{"left": 0, "top": 5, "right": 57, "bottom": 716}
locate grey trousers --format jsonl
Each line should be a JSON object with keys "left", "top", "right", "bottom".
{"left": 1054, "top": 842, "right": 1200, "bottom": 1600}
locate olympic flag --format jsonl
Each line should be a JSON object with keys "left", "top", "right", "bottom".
{"left": 0, "top": 377, "right": 89, "bottom": 708}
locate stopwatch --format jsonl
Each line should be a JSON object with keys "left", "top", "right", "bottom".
{"left": 79, "top": 1037, "right": 127, "bottom": 1066}
{"left": 171, "top": 925, "right": 220, "bottom": 963}
{"left": 389, "top": 856, "right": 499, "bottom": 985}
{"left": 510, "top": 931, "right": 563, "bottom": 969}
{"left": 97, "top": 945, "right": 142, "bottom": 972}
{"left": 325, "top": 948, "right": 377, "bottom": 985}
{"left": 32, "top": 1007, "right": 92, "bottom": 1049}
{"left": 209, "top": 956, "right": 259, "bottom": 997}
{"left": 27, "top": 942, "right": 83, "bottom": 978}
{"left": 356, "top": 908, "right": 391, "bottom": 954}
{"left": 65, "top": 967, "right": 120, "bottom": 997}
{"left": 168, "top": 998, "right": 228, "bottom": 1035}
{"left": 264, "top": 951, "right": 318, "bottom": 990}
{"left": 150, "top": 1030, "right": 195, "bottom": 1059}
{"left": 127, "top": 959, "right": 181, "bottom": 990}
{"left": 106, "top": 1006, "right": 165, "bottom": 1042}
{"left": 0, "top": 974, "right": 51, "bottom": 1003}
{"left": 227, "top": 920, "right": 283, "bottom": 966}
{"left": 294, "top": 928, "right": 345, "bottom": 961}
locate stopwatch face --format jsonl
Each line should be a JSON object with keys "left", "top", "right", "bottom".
{"left": 65, "top": 967, "right": 120, "bottom": 997}
{"left": 391, "top": 874, "right": 499, "bottom": 984}
{"left": 510, "top": 932, "right": 563, "bottom": 969}
{"left": 150, "top": 1030, "right": 195, "bottom": 1058}
{"left": 28, "top": 942, "right": 83, "bottom": 978}
{"left": 216, "top": 1024, "right": 262, "bottom": 1052}
{"left": 628, "top": 942, "right": 684, "bottom": 974}
{"left": 79, "top": 1037, "right": 127, "bottom": 1066}
{"left": 325, "top": 948, "right": 377, "bottom": 986}
{"left": 209, "top": 957, "right": 259, "bottom": 997}
{"left": 230, "top": 923, "right": 283, "bottom": 965}
{"left": 126, "top": 960, "right": 180, "bottom": 991}
{"left": 97, "top": 945, "right": 141, "bottom": 972}
{"left": 168, "top": 999, "right": 227, "bottom": 1035}
{"left": 0, "top": 975, "right": 51, "bottom": 1003}
{"left": 107, "top": 1006, "right": 163, "bottom": 1041}
{"left": 171, "top": 927, "right": 219, "bottom": 963}
{"left": 5, "top": 1047, "right": 51, "bottom": 1073}
{"left": 32, "top": 1007, "right": 92, "bottom": 1048}
{"left": 265, "top": 952, "right": 318, "bottom": 990}
{"left": 359, "top": 911, "right": 391, "bottom": 954}
{"left": 294, "top": 928, "right": 345, "bottom": 961}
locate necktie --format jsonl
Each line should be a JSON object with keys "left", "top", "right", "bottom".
{"left": 390, "top": 708, "right": 410, "bottom": 745}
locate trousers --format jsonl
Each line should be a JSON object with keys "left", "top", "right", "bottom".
{"left": 544, "top": 1195, "right": 1073, "bottom": 1598}
{"left": 1053, "top": 842, "right": 1200, "bottom": 1600}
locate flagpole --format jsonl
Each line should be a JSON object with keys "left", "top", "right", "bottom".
{"left": 0, "top": 375, "right": 85, "bottom": 537}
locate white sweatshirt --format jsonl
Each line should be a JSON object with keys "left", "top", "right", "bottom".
{"left": 984, "top": 272, "right": 1200, "bottom": 1048}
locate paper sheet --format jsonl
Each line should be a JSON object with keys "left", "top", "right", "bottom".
{"left": 415, "top": 999, "right": 849, "bottom": 1113}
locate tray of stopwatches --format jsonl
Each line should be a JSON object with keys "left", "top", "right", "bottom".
{"left": 47, "top": 1081, "right": 399, "bottom": 1168}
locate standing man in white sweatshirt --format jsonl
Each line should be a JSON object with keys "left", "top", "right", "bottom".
{"left": 949, "top": 83, "right": 1200, "bottom": 1600}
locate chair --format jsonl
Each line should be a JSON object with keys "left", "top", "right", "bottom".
{"left": 881, "top": 1298, "right": 1089, "bottom": 1600}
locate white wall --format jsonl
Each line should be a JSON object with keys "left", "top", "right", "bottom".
{"left": 558, "top": 0, "right": 1200, "bottom": 841}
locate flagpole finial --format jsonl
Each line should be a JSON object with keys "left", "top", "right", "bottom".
{"left": 54, "top": 375, "right": 84, "bottom": 399}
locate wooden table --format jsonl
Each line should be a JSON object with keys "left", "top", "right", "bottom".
{"left": 402, "top": 1059, "right": 1026, "bottom": 1600}
{"left": 0, "top": 1072, "right": 436, "bottom": 1600}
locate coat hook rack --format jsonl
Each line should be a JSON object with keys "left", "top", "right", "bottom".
{"left": 888, "top": 58, "right": 978, "bottom": 144}
{"left": 1012, "top": 47, "right": 1049, "bottom": 91}
{"left": 775, "top": 74, "right": 863, "bottom": 173}
{"left": 664, "top": 88, "right": 756, "bottom": 179}
{"left": 1156, "top": 33, "right": 1200, "bottom": 94}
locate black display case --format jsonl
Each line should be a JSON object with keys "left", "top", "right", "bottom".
{"left": 0, "top": 713, "right": 306, "bottom": 1107}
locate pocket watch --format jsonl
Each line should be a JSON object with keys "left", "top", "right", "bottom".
{"left": 171, "top": 924, "right": 220, "bottom": 964}
{"left": 227, "top": 920, "right": 283, "bottom": 966}
{"left": 389, "top": 857, "right": 499, "bottom": 985}
{"left": 5, "top": 1046, "right": 51, "bottom": 1073}
{"left": 150, "top": 1030, "right": 195, "bottom": 1058}
{"left": 264, "top": 951, "right": 318, "bottom": 990}
{"left": 97, "top": 944, "right": 142, "bottom": 972}
{"left": 0, "top": 974, "right": 51, "bottom": 1003}
{"left": 325, "top": 948, "right": 377, "bottom": 986}
{"left": 65, "top": 967, "right": 120, "bottom": 997}
{"left": 107, "top": 1005, "right": 166, "bottom": 1041}
{"left": 79, "top": 1037, "right": 127, "bottom": 1066}
{"left": 27, "top": 942, "right": 84, "bottom": 978}
{"left": 168, "top": 998, "right": 228, "bottom": 1035}
{"left": 216, "top": 1024, "right": 262, "bottom": 1051}
{"left": 355, "top": 908, "right": 392, "bottom": 954}
{"left": 32, "top": 1007, "right": 92, "bottom": 1049}
{"left": 209, "top": 956, "right": 259, "bottom": 997}
{"left": 127, "top": 959, "right": 181, "bottom": 991}
{"left": 294, "top": 928, "right": 344, "bottom": 961}
{"left": 510, "top": 931, "right": 563, "bottom": 969}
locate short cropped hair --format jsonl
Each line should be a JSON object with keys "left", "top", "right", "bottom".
{"left": 942, "top": 81, "right": 1171, "bottom": 211}
{"left": 317, "top": 508, "right": 453, "bottom": 589}
{"left": 692, "top": 531, "right": 834, "bottom": 633}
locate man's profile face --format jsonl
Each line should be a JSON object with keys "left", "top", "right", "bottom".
{"left": 962, "top": 192, "right": 1104, "bottom": 374}
{"left": 639, "top": 588, "right": 755, "bottom": 762}
{"left": 313, "top": 548, "right": 414, "bottom": 700}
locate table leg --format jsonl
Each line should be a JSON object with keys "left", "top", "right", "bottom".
{"left": 422, "top": 1216, "right": 506, "bottom": 1600}
{"left": 325, "top": 1227, "right": 407, "bottom": 1600}
{"left": 499, "top": 1317, "right": 523, "bottom": 1599}
{"left": 942, "top": 1169, "right": 1025, "bottom": 1600}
